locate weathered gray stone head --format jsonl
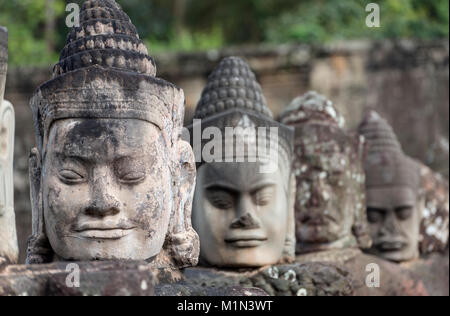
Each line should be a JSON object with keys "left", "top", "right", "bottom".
{"left": 0, "top": 26, "right": 19, "bottom": 264}
{"left": 279, "top": 91, "right": 371, "bottom": 254}
{"left": 358, "top": 111, "right": 422, "bottom": 262}
{"left": 187, "top": 57, "right": 296, "bottom": 268}
{"left": 26, "top": 0, "right": 199, "bottom": 268}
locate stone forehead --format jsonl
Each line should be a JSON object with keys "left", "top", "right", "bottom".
{"left": 279, "top": 91, "right": 345, "bottom": 128}
{"left": 194, "top": 57, "right": 273, "bottom": 120}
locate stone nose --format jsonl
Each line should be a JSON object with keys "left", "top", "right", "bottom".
{"left": 231, "top": 196, "right": 261, "bottom": 229}
{"left": 307, "top": 180, "right": 329, "bottom": 208}
{"left": 230, "top": 212, "right": 261, "bottom": 230}
{"left": 85, "top": 171, "right": 121, "bottom": 217}
{"left": 84, "top": 193, "right": 121, "bottom": 218}
{"left": 380, "top": 210, "right": 402, "bottom": 236}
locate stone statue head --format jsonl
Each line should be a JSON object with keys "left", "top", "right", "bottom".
{"left": 358, "top": 111, "right": 422, "bottom": 262}
{"left": 279, "top": 92, "right": 371, "bottom": 254}
{"left": 0, "top": 26, "right": 19, "bottom": 264}
{"left": 186, "top": 57, "right": 296, "bottom": 268}
{"left": 26, "top": 0, "right": 199, "bottom": 268}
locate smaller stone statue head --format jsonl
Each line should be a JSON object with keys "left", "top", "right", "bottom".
{"left": 187, "top": 57, "right": 296, "bottom": 268}
{"left": 26, "top": 0, "right": 198, "bottom": 268}
{"left": 0, "top": 26, "right": 19, "bottom": 264}
{"left": 279, "top": 92, "right": 371, "bottom": 254}
{"left": 358, "top": 111, "right": 422, "bottom": 262}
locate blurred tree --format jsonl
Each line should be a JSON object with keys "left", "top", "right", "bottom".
{"left": 0, "top": 0, "right": 448, "bottom": 66}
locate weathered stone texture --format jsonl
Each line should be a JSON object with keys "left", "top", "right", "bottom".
{"left": 0, "top": 261, "right": 155, "bottom": 296}
{"left": 296, "top": 249, "right": 430, "bottom": 296}
{"left": 6, "top": 40, "right": 449, "bottom": 262}
{"left": 182, "top": 262, "right": 354, "bottom": 296}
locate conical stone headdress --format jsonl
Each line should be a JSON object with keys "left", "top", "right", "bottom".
{"left": 31, "top": 0, "right": 184, "bottom": 153}
{"left": 358, "top": 111, "right": 420, "bottom": 190}
{"left": 188, "top": 56, "right": 294, "bottom": 170}
{"left": 279, "top": 91, "right": 346, "bottom": 129}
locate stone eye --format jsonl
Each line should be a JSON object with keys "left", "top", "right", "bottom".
{"left": 207, "top": 189, "right": 234, "bottom": 210}
{"left": 367, "top": 207, "right": 385, "bottom": 223}
{"left": 120, "top": 172, "right": 146, "bottom": 183}
{"left": 59, "top": 169, "right": 84, "bottom": 183}
{"left": 253, "top": 187, "right": 274, "bottom": 206}
{"left": 396, "top": 206, "right": 413, "bottom": 221}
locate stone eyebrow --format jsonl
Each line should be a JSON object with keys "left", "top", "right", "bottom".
{"left": 204, "top": 181, "right": 239, "bottom": 191}
{"left": 249, "top": 181, "right": 277, "bottom": 193}
{"left": 54, "top": 152, "right": 92, "bottom": 164}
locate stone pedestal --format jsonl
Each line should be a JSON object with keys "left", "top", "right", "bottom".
{"left": 297, "top": 249, "right": 429, "bottom": 296}
{"left": 182, "top": 262, "right": 354, "bottom": 296}
{"left": 0, "top": 261, "right": 155, "bottom": 296}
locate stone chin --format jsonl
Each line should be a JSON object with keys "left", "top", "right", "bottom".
{"left": 200, "top": 245, "right": 284, "bottom": 269}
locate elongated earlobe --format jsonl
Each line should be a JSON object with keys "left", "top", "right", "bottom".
{"left": 26, "top": 148, "right": 53, "bottom": 264}
{"left": 282, "top": 174, "right": 296, "bottom": 262}
{"left": 165, "top": 140, "right": 199, "bottom": 268}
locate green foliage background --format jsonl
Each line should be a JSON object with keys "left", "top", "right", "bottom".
{"left": 0, "top": 0, "right": 448, "bottom": 66}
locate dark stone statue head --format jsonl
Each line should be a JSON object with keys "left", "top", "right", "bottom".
{"left": 187, "top": 57, "right": 296, "bottom": 268}
{"left": 26, "top": 0, "right": 199, "bottom": 268}
{"left": 359, "top": 111, "right": 423, "bottom": 262}
{"left": 279, "top": 92, "right": 371, "bottom": 254}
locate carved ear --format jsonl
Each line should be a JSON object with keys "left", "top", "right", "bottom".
{"left": 351, "top": 133, "right": 372, "bottom": 250}
{"left": 281, "top": 173, "right": 296, "bottom": 262}
{"left": 26, "top": 148, "right": 53, "bottom": 264}
{"left": 165, "top": 140, "right": 199, "bottom": 268}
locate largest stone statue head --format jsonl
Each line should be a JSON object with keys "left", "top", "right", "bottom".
{"left": 358, "top": 111, "right": 423, "bottom": 262}
{"left": 0, "top": 26, "right": 19, "bottom": 264}
{"left": 279, "top": 92, "right": 371, "bottom": 254}
{"left": 26, "top": 0, "right": 199, "bottom": 267}
{"left": 187, "top": 57, "right": 296, "bottom": 268}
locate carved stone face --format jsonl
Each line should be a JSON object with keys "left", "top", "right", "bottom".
{"left": 192, "top": 161, "right": 289, "bottom": 268}
{"left": 294, "top": 124, "right": 364, "bottom": 252}
{"left": 42, "top": 118, "right": 172, "bottom": 261}
{"left": 366, "top": 187, "right": 422, "bottom": 262}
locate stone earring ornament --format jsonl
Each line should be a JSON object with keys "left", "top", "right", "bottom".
{"left": 279, "top": 91, "right": 372, "bottom": 254}
{"left": 0, "top": 26, "right": 19, "bottom": 265}
{"left": 358, "top": 111, "right": 422, "bottom": 262}
{"left": 26, "top": 0, "right": 199, "bottom": 268}
{"left": 187, "top": 57, "right": 296, "bottom": 268}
